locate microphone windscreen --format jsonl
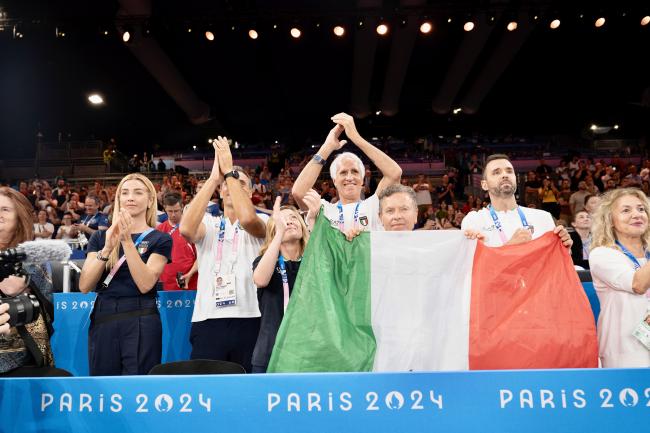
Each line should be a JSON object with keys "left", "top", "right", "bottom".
{"left": 17, "top": 240, "right": 72, "bottom": 264}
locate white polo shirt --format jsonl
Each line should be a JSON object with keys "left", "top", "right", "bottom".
{"left": 192, "top": 213, "right": 268, "bottom": 322}
{"left": 321, "top": 194, "right": 383, "bottom": 232}
{"left": 461, "top": 206, "right": 555, "bottom": 247}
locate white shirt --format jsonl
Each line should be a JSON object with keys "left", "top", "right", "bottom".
{"left": 460, "top": 206, "right": 555, "bottom": 247}
{"left": 321, "top": 194, "right": 383, "bottom": 232}
{"left": 413, "top": 184, "right": 432, "bottom": 206}
{"left": 34, "top": 222, "right": 55, "bottom": 239}
{"left": 589, "top": 247, "right": 650, "bottom": 368}
{"left": 192, "top": 213, "right": 268, "bottom": 322}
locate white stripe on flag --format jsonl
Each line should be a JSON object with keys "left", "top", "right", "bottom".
{"left": 370, "top": 231, "right": 476, "bottom": 371}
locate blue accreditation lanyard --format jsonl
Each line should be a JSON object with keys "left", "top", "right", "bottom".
{"left": 488, "top": 205, "right": 529, "bottom": 245}
{"left": 615, "top": 240, "right": 650, "bottom": 270}
{"left": 337, "top": 201, "right": 360, "bottom": 232}
{"left": 278, "top": 256, "right": 290, "bottom": 313}
{"left": 216, "top": 218, "right": 239, "bottom": 275}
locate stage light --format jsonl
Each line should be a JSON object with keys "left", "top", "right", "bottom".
{"left": 333, "top": 25, "right": 345, "bottom": 37}
{"left": 376, "top": 23, "right": 389, "bottom": 35}
{"left": 641, "top": 16, "right": 650, "bottom": 26}
{"left": 122, "top": 31, "right": 131, "bottom": 42}
{"left": 193, "top": 145, "right": 197, "bottom": 150}
{"left": 88, "top": 94, "right": 104, "bottom": 105}
{"left": 187, "top": 28, "right": 192, "bottom": 33}
{"left": 507, "top": 21, "right": 518, "bottom": 31}
{"left": 249, "top": 29, "right": 258, "bottom": 39}
{"left": 590, "top": 124, "right": 598, "bottom": 131}
{"left": 453, "top": 108, "right": 462, "bottom": 114}
{"left": 103, "top": 30, "right": 109, "bottom": 36}
{"left": 463, "top": 21, "right": 475, "bottom": 32}
{"left": 290, "top": 27, "right": 301, "bottom": 38}
{"left": 613, "top": 124, "right": 620, "bottom": 130}
{"left": 595, "top": 17, "right": 606, "bottom": 28}
{"left": 375, "top": 110, "right": 382, "bottom": 116}
{"left": 550, "top": 19, "right": 561, "bottom": 29}
{"left": 447, "top": 18, "right": 452, "bottom": 23}
{"left": 419, "top": 22, "right": 432, "bottom": 34}
{"left": 205, "top": 31, "right": 215, "bottom": 41}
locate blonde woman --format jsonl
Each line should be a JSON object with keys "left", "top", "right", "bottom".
{"left": 79, "top": 173, "right": 172, "bottom": 376}
{"left": 250, "top": 196, "right": 311, "bottom": 372}
{"left": 589, "top": 188, "right": 650, "bottom": 367}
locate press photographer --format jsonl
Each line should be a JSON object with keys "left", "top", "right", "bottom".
{"left": 0, "top": 187, "right": 72, "bottom": 377}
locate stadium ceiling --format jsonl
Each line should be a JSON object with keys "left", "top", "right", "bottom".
{"left": 0, "top": 0, "right": 648, "bottom": 153}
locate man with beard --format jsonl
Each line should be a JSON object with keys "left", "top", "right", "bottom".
{"left": 462, "top": 154, "right": 572, "bottom": 248}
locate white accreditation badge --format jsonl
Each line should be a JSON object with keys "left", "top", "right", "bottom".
{"left": 214, "top": 273, "right": 236, "bottom": 307}
{"left": 632, "top": 309, "right": 650, "bottom": 351}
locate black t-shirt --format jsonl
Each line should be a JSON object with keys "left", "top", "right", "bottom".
{"left": 436, "top": 184, "right": 453, "bottom": 205}
{"left": 87, "top": 229, "right": 172, "bottom": 298}
{"left": 251, "top": 255, "right": 301, "bottom": 368}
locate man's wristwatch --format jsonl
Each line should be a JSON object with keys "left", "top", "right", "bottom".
{"left": 312, "top": 154, "right": 326, "bottom": 165}
{"left": 224, "top": 170, "right": 240, "bottom": 180}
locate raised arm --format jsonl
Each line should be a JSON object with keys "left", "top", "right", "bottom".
{"left": 215, "top": 137, "right": 267, "bottom": 239}
{"left": 331, "top": 113, "right": 402, "bottom": 196}
{"left": 253, "top": 197, "right": 285, "bottom": 288}
{"left": 180, "top": 143, "right": 222, "bottom": 243}
{"left": 292, "top": 125, "right": 347, "bottom": 206}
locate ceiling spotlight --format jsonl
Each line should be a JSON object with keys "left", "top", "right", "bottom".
{"left": 248, "top": 29, "right": 258, "bottom": 39}
{"left": 550, "top": 19, "right": 561, "bottom": 29}
{"left": 103, "top": 30, "right": 109, "bottom": 36}
{"left": 193, "top": 145, "right": 197, "bottom": 150}
{"left": 205, "top": 31, "right": 215, "bottom": 41}
{"left": 463, "top": 21, "right": 475, "bottom": 32}
{"left": 419, "top": 21, "right": 433, "bottom": 34}
{"left": 595, "top": 17, "right": 606, "bottom": 28}
{"left": 453, "top": 108, "right": 462, "bottom": 114}
{"left": 613, "top": 124, "right": 620, "bottom": 130}
{"left": 641, "top": 16, "right": 650, "bottom": 26}
{"left": 590, "top": 124, "right": 598, "bottom": 131}
{"left": 187, "top": 28, "right": 192, "bottom": 33}
{"left": 376, "top": 23, "right": 389, "bottom": 35}
{"left": 447, "top": 17, "right": 452, "bottom": 23}
{"left": 357, "top": 20, "right": 364, "bottom": 29}
{"left": 333, "top": 25, "right": 345, "bottom": 37}
{"left": 290, "top": 27, "right": 301, "bottom": 38}
{"left": 375, "top": 110, "right": 382, "bottom": 116}
{"left": 122, "top": 31, "right": 131, "bottom": 42}
{"left": 506, "top": 21, "right": 518, "bottom": 31}
{"left": 88, "top": 94, "right": 104, "bottom": 105}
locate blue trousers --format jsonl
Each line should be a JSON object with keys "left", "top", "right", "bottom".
{"left": 88, "top": 296, "right": 162, "bottom": 376}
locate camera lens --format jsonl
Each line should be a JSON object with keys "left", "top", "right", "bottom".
{"left": 0, "top": 294, "right": 40, "bottom": 327}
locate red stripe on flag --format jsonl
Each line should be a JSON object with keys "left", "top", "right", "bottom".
{"left": 469, "top": 232, "right": 598, "bottom": 369}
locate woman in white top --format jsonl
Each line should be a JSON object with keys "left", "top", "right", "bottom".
{"left": 56, "top": 212, "right": 80, "bottom": 242}
{"left": 589, "top": 188, "right": 650, "bottom": 367}
{"left": 33, "top": 209, "right": 54, "bottom": 239}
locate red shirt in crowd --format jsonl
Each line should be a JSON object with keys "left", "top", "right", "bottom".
{"left": 156, "top": 220, "right": 198, "bottom": 291}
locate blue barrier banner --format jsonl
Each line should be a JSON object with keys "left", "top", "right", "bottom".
{"left": 51, "top": 291, "right": 195, "bottom": 376}
{"left": 1, "top": 369, "right": 648, "bottom": 433}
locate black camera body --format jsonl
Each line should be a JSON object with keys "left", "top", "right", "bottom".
{"left": 0, "top": 293, "right": 40, "bottom": 327}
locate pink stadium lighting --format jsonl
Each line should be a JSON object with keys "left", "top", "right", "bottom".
{"left": 507, "top": 21, "right": 518, "bottom": 31}
{"left": 463, "top": 21, "right": 475, "bottom": 32}
{"left": 641, "top": 16, "right": 650, "bottom": 26}
{"left": 549, "top": 19, "right": 561, "bottom": 29}
{"left": 333, "top": 26, "right": 345, "bottom": 37}
{"left": 594, "top": 17, "right": 606, "bottom": 28}
{"left": 419, "top": 21, "right": 433, "bottom": 34}
{"left": 290, "top": 27, "right": 301, "bottom": 38}
{"left": 248, "top": 29, "right": 259, "bottom": 40}
{"left": 205, "top": 31, "right": 215, "bottom": 41}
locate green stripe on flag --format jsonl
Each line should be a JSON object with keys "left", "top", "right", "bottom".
{"left": 267, "top": 211, "right": 376, "bottom": 372}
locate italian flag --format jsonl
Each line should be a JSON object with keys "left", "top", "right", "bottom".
{"left": 267, "top": 213, "right": 598, "bottom": 372}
